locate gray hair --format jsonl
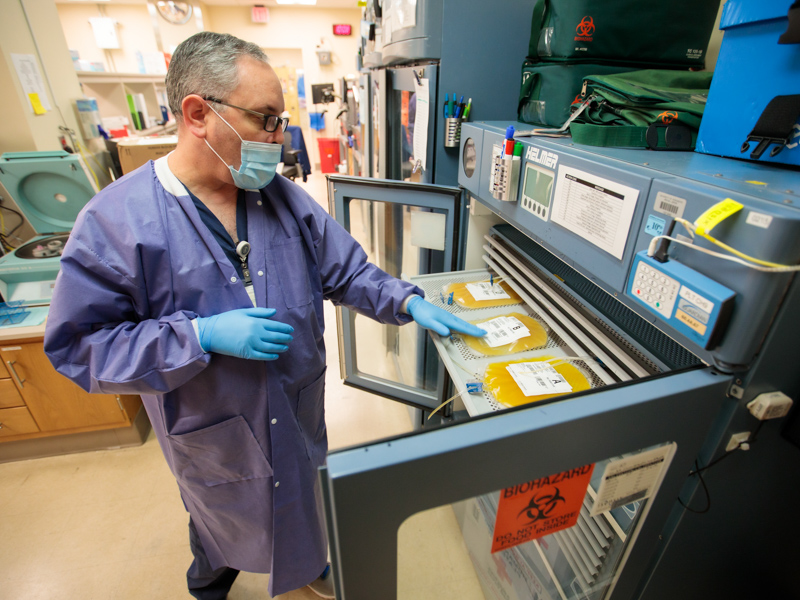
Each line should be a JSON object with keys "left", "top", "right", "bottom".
{"left": 166, "top": 32, "right": 268, "bottom": 116}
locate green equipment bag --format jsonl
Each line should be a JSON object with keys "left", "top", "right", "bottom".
{"left": 528, "top": 0, "right": 721, "bottom": 67}
{"left": 569, "top": 70, "right": 713, "bottom": 150}
{"left": 518, "top": 60, "right": 641, "bottom": 127}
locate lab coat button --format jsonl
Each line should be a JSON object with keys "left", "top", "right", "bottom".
{"left": 257, "top": 200, "right": 263, "bottom": 206}
{"left": 231, "top": 276, "right": 237, "bottom": 283}
{"left": 271, "top": 418, "right": 277, "bottom": 425}
{"left": 275, "top": 481, "right": 280, "bottom": 487}
{"left": 258, "top": 271, "right": 264, "bottom": 277}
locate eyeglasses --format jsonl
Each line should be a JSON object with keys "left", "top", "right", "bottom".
{"left": 203, "top": 97, "right": 289, "bottom": 133}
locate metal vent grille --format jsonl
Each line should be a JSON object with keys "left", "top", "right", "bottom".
{"left": 492, "top": 224, "right": 702, "bottom": 370}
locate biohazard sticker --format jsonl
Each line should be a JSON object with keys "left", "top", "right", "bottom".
{"left": 491, "top": 464, "right": 594, "bottom": 553}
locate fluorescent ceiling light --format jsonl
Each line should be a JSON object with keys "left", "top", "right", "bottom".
{"left": 276, "top": 0, "right": 318, "bottom": 5}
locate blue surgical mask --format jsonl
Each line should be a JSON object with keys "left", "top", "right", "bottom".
{"left": 205, "top": 105, "right": 282, "bottom": 189}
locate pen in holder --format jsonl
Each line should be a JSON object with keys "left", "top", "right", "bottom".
{"left": 444, "top": 117, "right": 463, "bottom": 148}
{"left": 491, "top": 150, "right": 520, "bottom": 202}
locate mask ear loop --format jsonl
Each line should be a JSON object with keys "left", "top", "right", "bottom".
{"left": 204, "top": 102, "right": 245, "bottom": 169}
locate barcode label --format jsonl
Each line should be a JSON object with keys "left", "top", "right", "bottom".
{"left": 466, "top": 282, "right": 511, "bottom": 301}
{"left": 506, "top": 362, "right": 573, "bottom": 396}
{"left": 482, "top": 316, "right": 530, "bottom": 348}
{"left": 653, "top": 192, "right": 686, "bottom": 219}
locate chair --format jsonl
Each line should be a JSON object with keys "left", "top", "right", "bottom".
{"left": 281, "top": 130, "right": 303, "bottom": 181}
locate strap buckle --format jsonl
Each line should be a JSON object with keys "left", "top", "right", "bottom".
{"left": 646, "top": 123, "right": 693, "bottom": 151}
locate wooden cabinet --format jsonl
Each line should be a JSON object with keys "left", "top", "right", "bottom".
{"left": 0, "top": 407, "right": 39, "bottom": 437}
{"left": 0, "top": 338, "right": 141, "bottom": 442}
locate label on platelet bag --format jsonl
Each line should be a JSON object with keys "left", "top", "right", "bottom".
{"left": 506, "top": 362, "right": 573, "bottom": 396}
{"left": 466, "top": 282, "right": 511, "bottom": 301}
{"left": 481, "top": 316, "right": 530, "bottom": 348}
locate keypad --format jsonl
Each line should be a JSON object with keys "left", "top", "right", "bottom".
{"left": 632, "top": 262, "right": 679, "bottom": 318}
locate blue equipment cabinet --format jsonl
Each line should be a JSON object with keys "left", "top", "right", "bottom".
{"left": 322, "top": 122, "right": 800, "bottom": 599}
{"left": 366, "top": 0, "right": 533, "bottom": 185}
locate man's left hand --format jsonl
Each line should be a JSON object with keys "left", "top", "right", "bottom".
{"left": 406, "top": 296, "right": 487, "bottom": 337}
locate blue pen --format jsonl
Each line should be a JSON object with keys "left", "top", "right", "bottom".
{"left": 444, "top": 93, "right": 449, "bottom": 118}
{"left": 457, "top": 95, "right": 464, "bottom": 118}
{"left": 449, "top": 93, "right": 455, "bottom": 119}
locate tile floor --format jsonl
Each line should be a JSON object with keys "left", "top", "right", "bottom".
{"left": 0, "top": 172, "right": 484, "bottom": 600}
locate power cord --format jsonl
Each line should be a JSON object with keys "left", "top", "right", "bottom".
{"left": 0, "top": 203, "right": 25, "bottom": 252}
{"left": 679, "top": 421, "right": 764, "bottom": 514}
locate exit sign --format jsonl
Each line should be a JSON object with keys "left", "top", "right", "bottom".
{"left": 251, "top": 5, "right": 269, "bottom": 23}
{"left": 333, "top": 24, "right": 352, "bottom": 36}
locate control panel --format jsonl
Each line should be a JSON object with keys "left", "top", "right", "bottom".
{"left": 627, "top": 252, "right": 736, "bottom": 350}
{"left": 520, "top": 161, "right": 554, "bottom": 221}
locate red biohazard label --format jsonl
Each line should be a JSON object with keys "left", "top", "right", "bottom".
{"left": 658, "top": 111, "right": 679, "bottom": 124}
{"left": 574, "top": 16, "right": 595, "bottom": 42}
{"left": 491, "top": 464, "right": 595, "bottom": 553}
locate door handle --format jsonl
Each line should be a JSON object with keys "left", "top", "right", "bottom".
{"left": 7, "top": 360, "right": 25, "bottom": 389}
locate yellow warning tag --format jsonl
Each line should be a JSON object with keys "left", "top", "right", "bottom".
{"left": 28, "top": 93, "right": 46, "bottom": 115}
{"left": 694, "top": 198, "right": 743, "bottom": 236}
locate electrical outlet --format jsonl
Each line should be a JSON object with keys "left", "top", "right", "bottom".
{"left": 726, "top": 431, "right": 751, "bottom": 452}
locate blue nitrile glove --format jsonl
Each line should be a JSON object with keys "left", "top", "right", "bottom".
{"left": 406, "top": 296, "right": 487, "bottom": 337}
{"left": 195, "top": 307, "right": 294, "bottom": 361}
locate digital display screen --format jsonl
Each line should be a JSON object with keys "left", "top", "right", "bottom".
{"left": 524, "top": 164, "right": 554, "bottom": 207}
{"left": 333, "top": 24, "right": 352, "bottom": 36}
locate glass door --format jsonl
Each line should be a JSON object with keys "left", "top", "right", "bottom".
{"left": 320, "top": 367, "right": 729, "bottom": 600}
{"left": 371, "top": 68, "right": 386, "bottom": 179}
{"left": 328, "top": 175, "right": 462, "bottom": 411}
{"left": 385, "top": 64, "right": 438, "bottom": 184}
{"left": 357, "top": 72, "right": 372, "bottom": 178}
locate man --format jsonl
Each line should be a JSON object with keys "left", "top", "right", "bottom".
{"left": 44, "top": 32, "right": 484, "bottom": 599}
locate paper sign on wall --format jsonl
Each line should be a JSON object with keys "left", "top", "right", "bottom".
{"left": 491, "top": 464, "right": 594, "bottom": 553}
{"left": 89, "top": 17, "right": 120, "bottom": 50}
{"left": 11, "top": 54, "right": 51, "bottom": 113}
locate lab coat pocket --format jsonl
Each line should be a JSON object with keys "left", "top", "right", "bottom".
{"left": 273, "top": 237, "right": 313, "bottom": 308}
{"left": 296, "top": 368, "right": 328, "bottom": 466}
{"left": 168, "top": 416, "right": 273, "bottom": 487}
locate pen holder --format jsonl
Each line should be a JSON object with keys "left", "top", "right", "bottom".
{"left": 444, "top": 118, "right": 463, "bottom": 148}
{"left": 490, "top": 154, "right": 520, "bottom": 202}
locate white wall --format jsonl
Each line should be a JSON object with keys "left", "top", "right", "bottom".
{"left": 204, "top": 5, "right": 361, "bottom": 166}
{"left": 56, "top": 2, "right": 206, "bottom": 73}
{"left": 56, "top": 2, "right": 361, "bottom": 168}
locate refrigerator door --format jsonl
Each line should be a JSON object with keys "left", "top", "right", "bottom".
{"left": 371, "top": 68, "right": 386, "bottom": 179}
{"left": 357, "top": 72, "right": 371, "bottom": 178}
{"left": 384, "top": 64, "right": 439, "bottom": 183}
{"left": 328, "top": 175, "right": 462, "bottom": 412}
{"left": 321, "top": 367, "right": 728, "bottom": 600}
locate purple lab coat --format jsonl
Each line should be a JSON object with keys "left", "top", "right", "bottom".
{"left": 44, "top": 156, "right": 423, "bottom": 596}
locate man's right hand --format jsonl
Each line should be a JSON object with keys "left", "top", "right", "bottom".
{"left": 195, "top": 307, "right": 294, "bottom": 360}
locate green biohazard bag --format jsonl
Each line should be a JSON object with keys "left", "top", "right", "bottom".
{"left": 518, "top": 59, "right": 641, "bottom": 127}
{"left": 528, "top": 0, "right": 722, "bottom": 67}
{"left": 569, "top": 70, "right": 713, "bottom": 150}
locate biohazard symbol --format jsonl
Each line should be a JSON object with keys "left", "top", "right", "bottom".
{"left": 576, "top": 16, "right": 595, "bottom": 37}
{"left": 518, "top": 487, "right": 566, "bottom": 525}
{"left": 659, "top": 111, "right": 679, "bottom": 124}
